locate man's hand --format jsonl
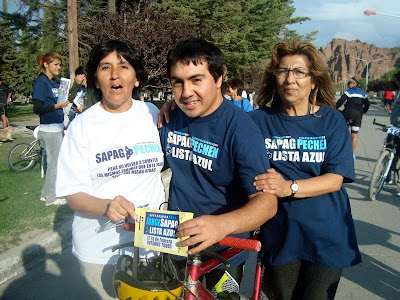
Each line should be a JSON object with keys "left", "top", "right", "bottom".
{"left": 157, "top": 100, "right": 177, "bottom": 128}
{"left": 254, "top": 168, "right": 291, "bottom": 198}
{"left": 176, "top": 215, "right": 230, "bottom": 255}
{"left": 105, "top": 195, "right": 136, "bottom": 222}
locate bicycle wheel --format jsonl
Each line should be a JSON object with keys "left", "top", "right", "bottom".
{"left": 7, "top": 142, "right": 38, "bottom": 172}
{"left": 369, "top": 149, "right": 393, "bottom": 201}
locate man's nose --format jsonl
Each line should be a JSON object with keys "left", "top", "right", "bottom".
{"left": 181, "top": 83, "right": 193, "bottom": 98}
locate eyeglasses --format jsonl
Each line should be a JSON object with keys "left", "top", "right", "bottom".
{"left": 273, "top": 68, "right": 311, "bottom": 79}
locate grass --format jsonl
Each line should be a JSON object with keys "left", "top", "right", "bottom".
{"left": 0, "top": 127, "right": 73, "bottom": 254}
{"left": 7, "top": 102, "right": 39, "bottom": 123}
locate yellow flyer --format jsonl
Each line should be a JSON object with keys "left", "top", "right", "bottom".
{"left": 134, "top": 208, "right": 193, "bottom": 257}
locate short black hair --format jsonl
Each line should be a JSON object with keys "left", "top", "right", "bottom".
{"left": 227, "top": 78, "right": 244, "bottom": 96}
{"left": 87, "top": 40, "right": 147, "bottom": 99}
{"left": 75, "top": 66, "right": 86, "bottom": 76}
{"left": 167, "top": 38, "right": 225, "bottom": 82}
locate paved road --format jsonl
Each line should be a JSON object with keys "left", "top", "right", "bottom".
{"left": 0, "top": 105, "right": 399, "bottom": 299}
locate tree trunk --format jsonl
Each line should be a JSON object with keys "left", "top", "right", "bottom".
{"left": 108, "top": 0, "right": 116, "bottom": 13}
{"left": 67, "top": 0, "right": 79, "bottom": 80}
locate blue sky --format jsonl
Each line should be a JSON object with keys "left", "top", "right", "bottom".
{"left": 289, "top": 0, "right": 400, "bottom": 48}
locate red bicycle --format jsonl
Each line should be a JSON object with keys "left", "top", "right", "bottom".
{"left": 112, "top": 221, "right": 262, "bottom": 300}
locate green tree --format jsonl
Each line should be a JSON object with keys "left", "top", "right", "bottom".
{"left": 88, "top": 1, "right": 200, "bottom": 89}
{"left": 152, "top": 0, "right": 313, "bottom": 78}
{"left": 0, "top": 4, "right": 21, "bottom": 96}
{"left": 1, "top": 0, "right": 317, "bottom": 95}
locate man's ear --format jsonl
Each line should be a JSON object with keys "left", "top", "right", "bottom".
{"left": 216, "top": 76, "right": 223, "bottom": 89}
{"left": 135, "top": 80, "right": 140, "bottom": 87}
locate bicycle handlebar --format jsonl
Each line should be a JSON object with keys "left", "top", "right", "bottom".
{"left": 121, "top": 221, "right": 261, "bottom": 252}
{"left": 373, "top": 118, "right": 387, "bottom": 128}
{"left": 218, "top": 236, "right": 261, "bottom": 252}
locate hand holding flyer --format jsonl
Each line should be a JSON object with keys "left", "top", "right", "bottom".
{"left": 57, "top": 77, "right": 71, "bottom": 103}
{"left": 134, "top": 208, "right": 193, "bottom": 257}
{"left": 72, "top": 90, "right": 85, "bottom": 107}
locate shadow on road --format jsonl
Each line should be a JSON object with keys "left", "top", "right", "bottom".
{"left": 1, "top": 208, "right": 100, "bottom": 300}
{"left": 342, "top": 219, "right": 400, "bottom": 299}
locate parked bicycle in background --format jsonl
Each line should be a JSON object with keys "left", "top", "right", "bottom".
{"left": 368, "top": 119, "right": 400, "bottom": 201}
{"left": 6, "top": 125, "right": 46, "bottom": 178}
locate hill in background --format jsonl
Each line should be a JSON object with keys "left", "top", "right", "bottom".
{"left": 319, "top": 38, "right": 400, "bottom": 83}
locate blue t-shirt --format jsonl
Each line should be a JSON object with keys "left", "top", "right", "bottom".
{"left": 160, "top": 99, "right": 270, "bottom": 265}
{"left": 249, "top": 106, "right": 361, "bottom": 268}
{"left": 228, "top": 97, "right": 253, "bottom": 112}
{"left": 32, "top": 73, "right": 64, "bottom": 124}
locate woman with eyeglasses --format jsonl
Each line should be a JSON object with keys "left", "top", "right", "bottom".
{"left": 250, "top": 38, "right": 361, "bottom": 300}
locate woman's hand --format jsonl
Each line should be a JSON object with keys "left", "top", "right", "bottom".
{"left": 105, "top": 195, "right": 136, "bottom": 222}
{"left": 157, "top": 100, "right": 177, "bottom": 128}
{"left": 254, "top": 168, "right": 292, "bottom": 198}
{"left": 55, "top": 99, "right": 70, "bottom": 109}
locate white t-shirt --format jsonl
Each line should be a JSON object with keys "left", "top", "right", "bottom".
{"left": 56, "top": 100, "right": 165, "bottom": 264}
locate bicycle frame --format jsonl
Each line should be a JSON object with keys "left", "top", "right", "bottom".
{"left": 369, "top": 119, "right": 400, "bottom": 200}
{"left": 184, "top": 235, "right": 262, "bottom": 300}
{"left": 23, "top": 140, "right": 39, "bottom": 159}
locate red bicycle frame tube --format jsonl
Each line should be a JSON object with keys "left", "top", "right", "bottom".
{"left": 185, "top": 235, "right": 261, "bottom": 300}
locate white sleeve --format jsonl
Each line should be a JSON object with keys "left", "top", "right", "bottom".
{"left": 145, "top": 102, "right": 160, "bottom": 126}
{"left": 56, "top": 120, "right": 93, "bottom": 197}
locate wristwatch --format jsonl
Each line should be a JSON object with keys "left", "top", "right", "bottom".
{"left": 290, "top": 180, "right": 299, "bottom": 197}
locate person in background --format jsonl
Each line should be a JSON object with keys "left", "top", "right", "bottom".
{"left": 390, "top": 72, "right": 400, "bottom": 127}
{"left": 225, "top": 77, "right": 253, "bottom": 112}
{"left": 336, "top": 77, "right": 370, "bottom": 157}
{"left": 383, "top": 90, "right": 394, "bottom": 114}
{"left": 388, "top": 71, "right": 400, "bottom": 197}
{"left": 251, "top": 38, "right": 361, "bottom": 300}
{"left": 0, "top": 77, "right": 12, "bottom": 128}
{"left": 32, "top": 52, "right": 69, "bottom": 206}
{"left": 67, "top": 66, "right": 99, "bottom": 123}
{"left": 56, "top": 40, "right": 165, "bottom": 299}
{"left": 159, "top": 37, "right": 277, "bottom": 289}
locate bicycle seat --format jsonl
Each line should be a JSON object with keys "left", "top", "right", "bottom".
{"left": 26, "top": 125, "right": 38, "bottom": 131}
{"left": 33, "top": 126, "right": 40, "bottom": 140}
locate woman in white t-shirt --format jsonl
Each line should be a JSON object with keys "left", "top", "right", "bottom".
{"left": 56, "top": 40, "right": 165, "bottom": 299}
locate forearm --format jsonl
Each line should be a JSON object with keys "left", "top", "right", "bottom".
{"left": 293, "top": 173, "right": 343, "bottom": 198}
{"left": 66, "top": 192, "right": 110, "bottom": 217}
{"left": 221, "top": 192, "right": 277, "bottom": 235}
{"left": 336, "top": 96, "right": 346, "bottom": 108}
{"left": 176, "top": 192, "right": 277, "bottom": 254}
{"left": 33, "top": 99, "right": 55, "bottom": 114}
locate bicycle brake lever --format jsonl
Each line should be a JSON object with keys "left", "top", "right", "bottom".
{"left": 200, "top": 249, "right": 230, "bottom": 268}
{"left": 112, "top": 242, "right": 134, "bottom": 252}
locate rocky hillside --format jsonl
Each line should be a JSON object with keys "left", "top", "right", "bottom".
{"left": 319, "top": 38, "right": 400, "bottom": 83}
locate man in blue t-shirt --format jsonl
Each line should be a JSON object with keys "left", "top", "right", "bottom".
{"left": 159, "top": 38, "right": 277, "bottom": 289}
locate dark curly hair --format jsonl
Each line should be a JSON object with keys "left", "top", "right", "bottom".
{"left": 167, "top": 38, "right": 225, "bottom": 83}
{"left": 86, "top": 40, "right": 147, "bottom": 100}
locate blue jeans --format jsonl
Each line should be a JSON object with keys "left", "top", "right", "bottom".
{"left": 39, "top": 131, "right": 63, "bottom": 204}
{"left": 262, "top": 259, "right": 343, "bottom": 300}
